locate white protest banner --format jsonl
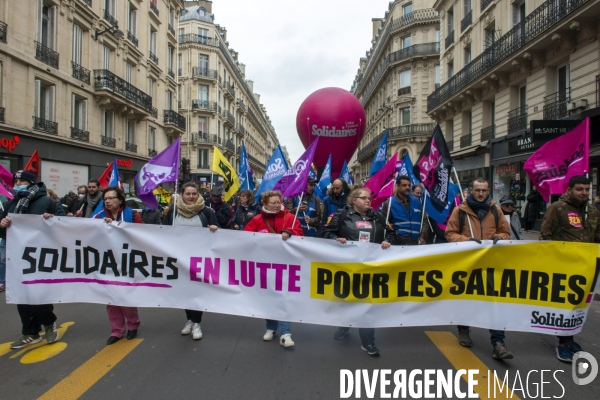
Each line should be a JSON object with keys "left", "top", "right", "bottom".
{"left": 6, "top": 215, "right": 600, "bottom": 334}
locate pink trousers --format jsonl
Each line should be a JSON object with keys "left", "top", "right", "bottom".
{"left": 106, "top": 305, "right": 140, "bottom": 337}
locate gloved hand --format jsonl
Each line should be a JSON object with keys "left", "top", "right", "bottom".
{"left": 469, "top": 238, "right": 482, "bottom": 244}
{"left": 492, "top": 236, "right": 501, "bottom": 244}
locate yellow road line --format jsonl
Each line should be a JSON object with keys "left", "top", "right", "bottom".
{"left": 38, "top": 338, "right": 143, "bottom": 400}
{"left": 426, "top": 331, "right": 521, "bottom": 400}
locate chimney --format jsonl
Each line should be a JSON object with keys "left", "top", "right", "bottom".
{"left": 238, "top": 63, "right": 246, "bottom": 75}
{"left": 372, "top": 18, "right": 384, "bottom": 41}
{"left": 246, "top": 80, "right": 254, "bottom": 92}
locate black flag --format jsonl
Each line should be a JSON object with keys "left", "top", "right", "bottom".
{"left": 412, "top": 124, "right": 454, "bottom": 212}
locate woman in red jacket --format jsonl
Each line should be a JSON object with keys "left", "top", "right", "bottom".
{"left": 244, "top": 190, "right": 303, "bottom": 348}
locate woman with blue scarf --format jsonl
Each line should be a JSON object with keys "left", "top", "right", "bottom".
{"left": 94, "top": 186, "right": 143, "bottom": 345}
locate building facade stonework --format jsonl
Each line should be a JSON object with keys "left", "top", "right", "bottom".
{"left": 350, "top": 0, "right": 440, "bottom": 182}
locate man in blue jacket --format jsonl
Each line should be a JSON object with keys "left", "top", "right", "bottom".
{"left": 383, "top": 175, "right": 427, "bottom": 245}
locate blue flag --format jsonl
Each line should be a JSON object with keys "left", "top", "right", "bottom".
{"left": 425, "top": 182, "right": 460, "bottom": 224}
{"left": 254, "top": 145, "right": 289, "bottom": 204}
{"left": 309, "top": 165, "right": 325, "bottom": 199}
{"left": 369, "top": 130, "right": 389, "bottom": 176}
{"left": 238, "top": 142, "right": 255, "bottom": 191}
{"left": 92, "top": 157, "right": 120, "bottom": 217}
{"left": 340, "top": 160, "right": 352, "bottom": 184}
{"left": 318, "top": 153, "right": 332, "bottom": 194}
{"left": 399, "top": 153, "right": 420, "bottom": 186}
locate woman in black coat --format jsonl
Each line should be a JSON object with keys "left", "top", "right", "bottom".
{"left": 525, "top": 186, "right": 544, "bottom": 230}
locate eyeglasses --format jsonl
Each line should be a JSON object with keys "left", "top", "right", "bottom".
{"left": 356, "top": 196, "right": 372, "bottom": 201}
{"left": 104, "top": 196, "right": 119, "bottom": 201}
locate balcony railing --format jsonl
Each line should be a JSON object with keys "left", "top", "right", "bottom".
{"left": 192, "top": 67, "right": 218, "bottom": 79}
{"left": 94, "top": 69, "right": 153, "bottom": 112}
{"left": 508, "top": 105, "right": 528, "bottom": 133}
{"left": 226, "top": 110, "right": 235, "bottom": 125}
{"left": 149, "top": 51, "right": 158, "bottom": 64}
{"left": 398, "top": 86, "right": 412, "bottom": 96}
{"left": 481, "top": 0, "right": 493, "bottom": 11}
{"left": 127, "top": 31, "right": 138, "bottom": 47}
{"left": 70, "top": 127, "right": 89, "bottom": 142}
{"left": 543, "top": 88, "right": 570, "bottom": 120}
{"left": 149, "top": 149, "right": 157, "bottom": 157}
{"left": 247, "top": 153, "right": 266, "bottom": 170}
{"left": 150, "top": 1, "right": 159, "bottom": 16}
{"left": 101, "top": 135, "right": 116, "bottom": 147}
{"left": 168, "top": 23, "right": 175, "bottom": 36}
{"left": 237, "top": 100, "right": 247, "bottom": 112}
{"left": 168, "top": 68, "right": 175, "bottom": 79}
{"left": 103, "top": 9, "right": 118, "bottom": 27}
{"left": 428, "top": 0, "right": 590, "bottom": 112}
{"left": 193, "top": 132, "right": 222, "bottom": 145}
{"left": 445, "top": 30, "right": 455, "bottom": 49}
{"left": 236, "top": 124, "right": 246, "bottom": 135}
{"left": 460, "top": 133, "right": 472, "bottom": 148}
{"left": 33, "top": 117, "right": 57, "bottom": 134}
{"left": 125, "top": 142, "right": 137, "bottom": 153}
{"left": 360, "top": 42, "right": 440, "bottom": 104}
{"left": 164, "top": 110, "right": 186, "bottom": 130}
{"left": 447, "top": 139, "right": 454, "bottom": 151}
{"left": 35, "top": 41, "right": 59, "bottom": 68}
{"left": 225, "top": 140, "right": 236, "bottom": 153}
{"left": 461, "top": 10, "right": 472, "bottom": 32}
{"left": 178, "top": 68, "right": 182, "bottom": 76}
{"left": 71, "top": 62, "right": 90, "bottom": 84}
{"left": 481, "top": 125, "right": 495, "bottom": 142}
{"left": 357, "top": 123, "right": 436, "bottom": 160}
{"left": 0, "top": 21, "right": 7, "bottom": 43}
{"left": 0, "top": 107, "right": 4, "bottom": 123}
{"left": 225, "top": 81, "right": 235, "bottom": 98}
{"left": 178, "top": 34, "right": 218, "bottom": 47}
{"left": 192, "top": 100, "right": 218, "bottom": 111}
{"left": 83, "top": 0, "right": 91, "bottom": 6}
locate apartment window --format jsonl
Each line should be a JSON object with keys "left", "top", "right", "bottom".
{"left": 463, "top": 0, "right": 471, "bottom": 15}
{"left": 198, "top": 117, "right": 207, "bottom": 133}
{"left": 557, "top": 64, "right": 569, "bottom": 96}
{"left": 72, "top": 25, "right": 83, "bottom": 65}
{"left": 401, "top": 36, "right": 411, "bottom": 49}
{"left": 38, "top": 1, "right": 56, "bottom": 49}
{"left": 127, "top": 119, "right": 135, "bottom": 144}
{"left": 436, "top": 29, "right": 440, "bottom": 43}
{"left": 128, "top": 4, "right": 137, "bottom": 35}
{"left": 198, "top": 7, "right": 206, "bottom": 16}
{"left": 148, "top": 78, "right": 154, "bottom": 97}
{"left": 490, "top": 101, "right": 496, "bottom": 125}
{"left": 35, "top": 79, "right": 55, "bottom": 121}
{"left": 198, "top": 148, "right": 208, "bottom": 168}
{"left": 168, "top": 45, "right": 174, "bottom": 71}
{"left": 435, "top": 65, "right": 441, "bottom": 89}
{"left": 150, "top": 28, "right": 157, "bottom": 54}
{"left": 448, "top": 61, "right": 454, "bottom": 78}
{"left": 169, "top": 8, "right": 174, "bottom": 26}
{"left": 148, "top": 126, "right": 156, "bottom": 150}
{"left": 400, "top": 70, "right": 410, "bottom": 87}
{"left": 464, "top": 43, "right": 471, "bottom": 65}
{"left": 178, "top": 28, "right": 184, "bottom": 37}
{"left": 166, "top": 91, "right": 172, "bottom": 110}
{"left": 512, "top": 1, "right": 525, "bottom": 26}
{"left": 199, "top": 54, "right": 208, "bottom": 70}
{"left": 400, "top": 107, "right": 410, "bottom": 125}
{"left": 178, "top": 84, "right": 182, "bottom": 103}
{"left": 102, "top": 110, "right": 114, "bottom": 137}
{"left": 447, "top": 7, "right": 454, "bottom": 33}
{"left": 402, "top": 3, "right": 412, "bottom": 15}
{"left": 519, "top": 85, "right": 527, "bottom": 108}
{"left": 198, "top": 28, "right": 208, "bottom": 43}
{"left": 126, "top": 62, "right": 132, "bottom": 83}
{"left": 178, "top": 53, "right": 182, "bottom": 72}
{"left": 71, "top": 95, "right": 87, "bottom": 130}
{"left": 199, "top": 84, "right": 209, "bottom": 102}
{"left": 102, "top": 46, "right": 110, "bottom": 70}
{"left": 104, "top": 0, "right": 116, "bottom": 15}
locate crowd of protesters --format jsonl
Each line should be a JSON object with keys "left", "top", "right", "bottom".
{"left": 0, "top": 168, "right": 595, "bottom": 364}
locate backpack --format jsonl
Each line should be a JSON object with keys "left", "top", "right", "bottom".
{"left": 458, "top": 205, "right": 499, "bottom": 234}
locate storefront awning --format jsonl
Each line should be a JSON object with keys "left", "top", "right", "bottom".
{"left": 450, "top": 144, "right": 483, "bottom": 158}
{"left": 490, "top": 153, "right": 533, "bottom": 166}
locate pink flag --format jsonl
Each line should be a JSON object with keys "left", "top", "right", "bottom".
{"left": 364, "top": 152, "right": 398, "bottom": 211}
{"left": 524, "top": 117, "right": 589, "bottom": 202}
{"left": 0, "top": 163, "right": 13, "bottom": 200}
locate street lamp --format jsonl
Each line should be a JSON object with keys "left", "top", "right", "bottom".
{"left": 94, "top": 25, "right": 124, "bottom": 41}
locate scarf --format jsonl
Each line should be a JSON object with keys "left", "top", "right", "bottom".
{"left": 176, "top": 195, "right": 206, "bottom": 218}
{"left": 85, "top": 192, "right": 103, "bottom": 218}
{"left": 14, "top": 185, "right": 40, "bottom": 214}
{"left": 467, "top": 194, "right": 491, "bottom": 221}
{"left": 261, "top": 205, "right": 282, "bottom": 215}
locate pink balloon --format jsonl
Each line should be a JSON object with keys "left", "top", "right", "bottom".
{"left": 296, "top": 87, "right": 366, "bottom": 175}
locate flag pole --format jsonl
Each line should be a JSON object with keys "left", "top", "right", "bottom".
{"left": 383, "top": 171, "right": 398, "bottom": 238}
{"left": 420, "top": 189, "right": 427, "bottom": 233}
{"left": 452, "top": 166, "right": 473, "bottom": 238}
{"left": 292, "top": 191, "right": 304, "bottom": 230}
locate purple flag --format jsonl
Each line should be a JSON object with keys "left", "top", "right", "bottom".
{"left": 273, "top": 138, "right": 319, "bottom": 198}
{"left": 135, "top": 138, "right": 181, "bottom": 209}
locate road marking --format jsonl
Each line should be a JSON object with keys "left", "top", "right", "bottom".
{"left": 426, "top": 331, "right": 521, "bottom": 400}
{"left": 1, "top": 322, "right": 74, "bottom": 363}
{"left": 38, "top": 338, "right": 143, "bottom": 400}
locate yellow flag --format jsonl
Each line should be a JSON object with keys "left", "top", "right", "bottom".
{"left": 211, "top": 146, "right": 240, "bottom": 201}
{"left": 152, "top": 187, "right": 171, "bottom": 204}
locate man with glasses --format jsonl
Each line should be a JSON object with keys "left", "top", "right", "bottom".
{"left": 383, "top": 175, "right": 427, "bottom": 246}
{"left": 445, "top": 177, "right": 511, "bottom": 360}
{"left": 74, "top": 179, "right": 102, "bottom": 218}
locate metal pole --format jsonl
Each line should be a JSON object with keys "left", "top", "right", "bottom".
{"left": 291, "top": 191, "right": 303, "bottom": 231}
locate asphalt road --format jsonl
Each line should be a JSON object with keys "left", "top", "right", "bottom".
{"left": 1, "top": 231, "right": 599, "bottom": 400}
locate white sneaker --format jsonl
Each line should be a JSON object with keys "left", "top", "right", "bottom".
{"left": 181, "top": 320, "right": 193, "bottom": 335}
{"left": 263, "top": 329, "right": 276, "bottom": 341}
{"left": 192, "top": 323, "right": 203, "bottom": 340}
{"left": 280, "top": 333, "right": 295, "bottom": 348}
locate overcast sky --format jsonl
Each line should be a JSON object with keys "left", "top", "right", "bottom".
{"left": 212, "top": 0, "right": 392, "bottom": 162}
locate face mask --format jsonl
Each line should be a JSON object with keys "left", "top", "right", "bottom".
{"left": 79, "top": 194, "right": 85, "bottom": 199}
{"left": 13, "top": 185, "right": 28, "bottom": 192}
